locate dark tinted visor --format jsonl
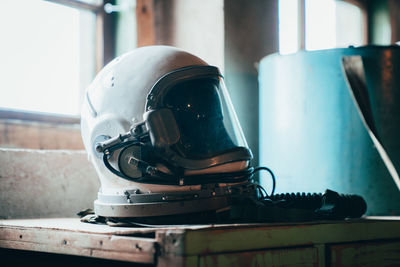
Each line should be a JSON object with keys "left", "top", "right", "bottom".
{"left": 163, "top": 78, "right": 236, "bottom": 159}
{"left": 145, "top": 66, "right": 251, "bottom": 167}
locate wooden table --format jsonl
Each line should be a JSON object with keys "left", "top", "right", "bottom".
{"left": 1, "top": 217, "right": 400, "bottom": 266}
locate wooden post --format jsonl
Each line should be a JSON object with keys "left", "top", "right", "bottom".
{"left": 136, "top": 0, "right": 156, "bottom": 47}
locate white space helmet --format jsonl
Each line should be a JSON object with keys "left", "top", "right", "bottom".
{"left": 81, "top": 46, "right": 255, "bottom": 219}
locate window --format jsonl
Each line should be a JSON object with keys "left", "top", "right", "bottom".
{"left": 279, "top": 0, "right": 300, "bottom": 55}
{"left": 0, "top": 0, "right": 139, "bottom": 150}
{"left": 0, "top": 0, "right": 99, "bottom": 116}
{"left": 279, "top": 0, "right": 366, "bottom": 54}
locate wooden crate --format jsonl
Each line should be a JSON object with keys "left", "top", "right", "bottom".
{"left": 1, "top": 217, "right": 400, "bottom": 266}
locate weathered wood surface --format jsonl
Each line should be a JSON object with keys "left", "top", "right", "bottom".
{"left": 0, "top": 120, "right": 83, "bottom": 150}
{"left": 330, "top": 240, "right": 400, "bottom": 267}
{"left": 0, "top": 218, "right": 155, "bottom": 235}
{"left": 1, "top": 218, "right": 400, "bottom": 266}
{"left": 181, "top": 217, "right": 400, "bottom": 256}
{"left": 0, "top": 218, "right": 157, "bottom": 264}
{"left": 198, "top": 246, "right": 319, "bottom": 267}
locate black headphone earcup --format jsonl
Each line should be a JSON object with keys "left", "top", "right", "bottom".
{"left": 118, "top": 145, "right": 144, "bottom": 178}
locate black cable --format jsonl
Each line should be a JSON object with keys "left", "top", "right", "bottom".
{"left": 256, "top": 184, "right": 269, "bottom": 199}
{"left": 253, "top": 166, "right": 276, "bottom": 197}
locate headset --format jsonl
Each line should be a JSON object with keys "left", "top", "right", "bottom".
{"left": 94, "top": 118, "right": 269, "bottom": 187}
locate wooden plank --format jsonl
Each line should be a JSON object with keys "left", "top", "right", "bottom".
{"left": 3, "top": 218, "right": 400, "bottom": 243}
{"left": 0, "top": 218, "right": 142, "bottom": 235}
{"left": 330, "top": 240, "right": 400, "bottom": 267}
{"left": 136, "top": 0, "right": 155, "bottom": 47}
{"left": 2, "top": 217, "right": 400, "bottom": 265}
{"left": 182, "top": 219, "right": 400, "bottom": 256}
{"left": 0, "top": 240, "right": 92, "bottom": 258}
{"left": 0, "top": 227, "right": 155, "bottom": 251}
{"left": 0, "top": 218, "right": 205, "bottom": 235}
{"left": 3, "top": 217, "right": 400, "bottom": 236}
{"left": 0, "top": 220, "right": 157, "bottom": 264}
{"left": 90, "top": 248, "right": 154, "bottom": 263}
{"left": 315, "top": 244, "right": 327, "bottom": 267}
{"left": 158, "top": 255, "right": 198, "bottom": 267}
{"left": 198, "top": 246, "right": 319, "bottom": 267}
{"left": 0, "top": 239, "right": 154, "bottom": 264}
{"left": 0, "top": 121, "right": 83, "bottom": 150}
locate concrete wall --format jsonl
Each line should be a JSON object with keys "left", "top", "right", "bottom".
{"left": 224, "top": 0, "right": 279, "bottom": 169}
{"left": 161, "top": 0, "right": 224, "bottom": 70}
{"left": 151, "top": 0, "right": 224, "bottom": 70}
{"left": 0, "top": 149, "right": 99, "bottom": 219}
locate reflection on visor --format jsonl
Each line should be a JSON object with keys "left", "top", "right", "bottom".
{"left": 163, "top": 78, "right": 237, "bottom": 159}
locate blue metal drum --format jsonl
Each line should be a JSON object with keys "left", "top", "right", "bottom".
{"left": 259, "top": 46, "right": 400, "bottom": 215}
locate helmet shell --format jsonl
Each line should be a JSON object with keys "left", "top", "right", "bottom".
{"left": 81, "top": 46, "right": 207, "bottom": 194}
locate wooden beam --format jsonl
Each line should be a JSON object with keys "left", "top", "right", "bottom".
{"left": 0, "top": 121, "right": 83, "bottom": 150}
{"left": 0, "top": 219, "right": 156, "bottom": 264}
{"left": 136, "top": 0, "right": 156, "bottom": 47}
{"left": 1, "top": 218, "right": 400, "bottom": 266}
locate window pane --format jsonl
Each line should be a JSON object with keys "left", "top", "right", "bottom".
{"left": 279, "top": 0, "right": 299, "bottom": 55}
{"left": 305, "top": 0, "right": 336, "bottom": 51}
{"left": 0, "top": 0, "right": 96, "bottom": 116}
{"left": 305, "top": 0, "right": 365, "bottom": 50}
{"left": 115, "top": 0, "right": 137, "bottom": 56}
{"left": 335, "top": 1, "right": 364, "bottom": 47}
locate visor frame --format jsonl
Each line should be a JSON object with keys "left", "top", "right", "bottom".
{"left": 146, "top": 66, "right": 223, "bottom": 111}
{"left": 144, "top": 66, "right": 253, "bottom": 170}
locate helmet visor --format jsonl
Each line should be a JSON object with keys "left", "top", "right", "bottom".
{"left": 159, "top": 75, "right": 249, "bottom": 160}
